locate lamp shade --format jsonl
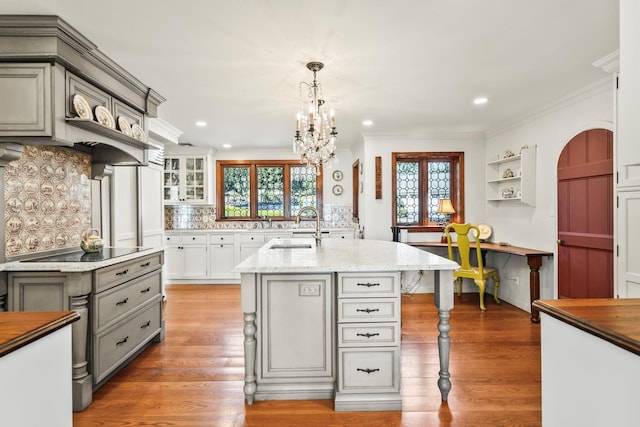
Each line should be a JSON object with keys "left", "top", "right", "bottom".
{"left": 437, "top": 198, "right": 456, "bottom": 214}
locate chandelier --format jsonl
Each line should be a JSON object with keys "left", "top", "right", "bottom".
{"left": 294, "top": 61, "right": 338, "bottom": 174}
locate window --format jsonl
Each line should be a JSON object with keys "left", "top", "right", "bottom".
{"left": 391, "top": 152, "right": 464, "bottom": 230}
{"left": 216, "top": 160, "right": 323, "bottom": 220}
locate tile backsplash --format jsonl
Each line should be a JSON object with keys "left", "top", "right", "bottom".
{"left": 5, "top": 145, "right": 92, "bottom": 257}
{"left": 165, "top": 204, "right": 355, "bottom": 230}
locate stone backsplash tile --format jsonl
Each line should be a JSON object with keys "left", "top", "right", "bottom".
{"left": 5, "top": 145, "right": 92, "bottom": 257}
{"left": 165, "top": 204, "right": 355, "bottom": 230}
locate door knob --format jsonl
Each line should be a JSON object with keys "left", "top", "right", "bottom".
{"left": 557, "top": 239, "right": 565, "bottom": 245}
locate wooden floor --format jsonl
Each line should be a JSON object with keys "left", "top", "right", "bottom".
{"left": 73, "top": 284, "right": 541, "bottom": 427}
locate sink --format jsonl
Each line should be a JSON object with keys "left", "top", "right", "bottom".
{"left": 270, "top": 243, "right": 313, "bottom": 249}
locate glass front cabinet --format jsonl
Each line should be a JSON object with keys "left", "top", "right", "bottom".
{"left": 163, "top": 155, "right": 210, "bottom": 204}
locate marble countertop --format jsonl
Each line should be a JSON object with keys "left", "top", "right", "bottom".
{"left": 166, "top": 228, "right": 355, "bottom": 234}
{"left": 234, "top": 238, "right": 459, "bottom": 273}
{"left": 0, "top": 246, "right": 164, "bottom": 273}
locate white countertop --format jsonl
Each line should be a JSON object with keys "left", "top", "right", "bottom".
{"left": 165, "top": 228, "right": 354, "bottom": 234}
{"left": 0, "top": 247, "right": 164, "bottom": 273}
{"left": 234, "top": 238, "right": 459, "bottom": 273}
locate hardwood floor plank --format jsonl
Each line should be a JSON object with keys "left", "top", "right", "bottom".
{"left": 73, "top": 284, "right": 541, "bottom": 426}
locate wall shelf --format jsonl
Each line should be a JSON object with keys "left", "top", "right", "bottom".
{"left": 486, "top": 145, "right": 536, "bottom": 206}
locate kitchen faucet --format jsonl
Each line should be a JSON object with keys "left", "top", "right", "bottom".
{"left": 295, "top": 206, "right": 322, "bottom": 246}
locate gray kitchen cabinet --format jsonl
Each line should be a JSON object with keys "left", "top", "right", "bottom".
{"left": 0, "top": 63, "right": 52, "bottom": 136}
{"left": 335, "top": 272, "right": 402, "bottom": 411}
{"left": 256, "top": 273, "right": 335, "bottom": 400}
{"left": 7, "top": 250, "right": 164, "bottom": 411}
{"left": 164, "top": 233, "right": 208, "bottom": 279}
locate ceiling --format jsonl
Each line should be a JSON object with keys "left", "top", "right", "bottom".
{"left": 1, "top": 1, "right": 619, "bottom": 151}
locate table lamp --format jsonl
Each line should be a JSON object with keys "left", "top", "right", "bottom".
{"left": 437, "top": 198, "right": 456, "bottom": 243}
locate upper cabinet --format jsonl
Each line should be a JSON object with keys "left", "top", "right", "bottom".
{"left": 163, "top": 153, "right": 213, "bottom": 204}
{"left": 486, "top": 145, "right": 536, "bottom": 206}
{"left": 0, "top": 16, "right": 165, "bottom": 167}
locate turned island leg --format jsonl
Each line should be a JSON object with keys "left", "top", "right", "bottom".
{"left": 243, "top": 312, "right": 257, "bottom": 404}
{"left": 434, "top": 269, "right": 454, "bottom": 401}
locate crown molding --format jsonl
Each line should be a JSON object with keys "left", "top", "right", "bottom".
{"left": 486, "top": 76, "right": 613, "bottom": 139}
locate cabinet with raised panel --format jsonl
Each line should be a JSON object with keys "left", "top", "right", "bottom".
{"left": 164, "top": 233, "right": 208, "bottom": 279}
{"left": 335, "top": 271, "right": 402, "bottom": 411}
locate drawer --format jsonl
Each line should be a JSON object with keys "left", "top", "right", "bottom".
{"left": 239, "top": 233, "right": 265, "bottom": 244}
{"left": 337, "top": 273, "right": 400, "bottom": 298}
{"left": 94, "top": 272, "right": 161, "bottom": 331}
{"left": 210, "top": 234, "right": 234, "bottom": 244}
{"left": 338, "top": 348, "right": 399, "bottom": 393}
{"left": 164, "top": 234, "right": 182, "bottom": 244}
{"left": 93, "top": 299, "right": 161, "bottom": 383}
{"left": 338, "top": 298, "right": 399, "bottom": 323}
{"left": 267, "top": 233, "right": 292, "bottom": 241}
{"left": 181, "top": 234, "right": 208, "bottom": 244}
{"left": 338, "top": 322, "right": 400, "bottom": 347}
{"left": 94, "top": 253, "right": 163, "bottom": 293}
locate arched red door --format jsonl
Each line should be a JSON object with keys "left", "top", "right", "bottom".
{"left": 557, "top": 128, "right": 614, "bottom": 298}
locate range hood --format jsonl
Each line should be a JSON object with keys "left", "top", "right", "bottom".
{"left": 0, "top": 15, "right": 166, "bottom": 167}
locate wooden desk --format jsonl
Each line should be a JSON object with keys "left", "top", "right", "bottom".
{"left": 411, "top": 241, "right": 553, "bottom": 322}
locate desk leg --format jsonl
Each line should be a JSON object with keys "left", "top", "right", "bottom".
{"left": 527, "top": 256, "right": 543, "bottom": 323}
{"left": 434, "top": 269, "right": 454, "bottom": 401}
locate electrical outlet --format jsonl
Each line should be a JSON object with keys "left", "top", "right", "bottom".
{"left": 299, "top": 284, "right": 320, "bottom": 296}
{"left": 507, "top": 277, "right": 519, "bottom": 286}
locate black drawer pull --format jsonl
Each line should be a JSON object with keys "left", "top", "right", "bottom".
{"left": 356, "top": 308, "right": 379, "bottom": 314}
{"left": 116, "top": 298, "right": 129, "bottom": 306}
{"left": 116, "top": 336, "right": 129, "bottom": 346}
{"left": 141, "top": 320, "right": 151, "bottom": 329}
{"left": 357, "top": 368, "right": 380, "bottom": 374}
{"left": 356, "top": 332, "right": 380, "bottom": 338}
{"left": 357, "top": 282, "right": 380, "bottom": 288}
{"left": 140, "top": 287, "right": 151, "bottom": 294}
{"left": 115, "top": 269, "right": 129, "bottom": 276}
{"left": 140, "top": 261, "right": 150, "bottom": 267}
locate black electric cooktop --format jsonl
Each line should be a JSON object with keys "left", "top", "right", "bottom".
{"left": 24, "top": 247, "right": 149, "bottom": 263}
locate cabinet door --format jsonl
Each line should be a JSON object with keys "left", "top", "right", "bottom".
{"left": 183, "top": 157, "right": 207, "bottom": 202}
{"left": 259, "top": 274, "right": 334, "bottom": 380}
{"left": 618, "top": 190, "right": 640, "bottom": 297}
{"left": 163, "top": 157, "right": 181, "bottom": 202}
{"left": 0, "top": 63, "right": 51, "bottom": 136}
{"left": 182, "top": 245, "right": 208, "bottom": 278}
{"left": 239, "top": 244, "right": 261, "bottom": 263}
{"left": 164, "top": 245, "right": 184, "bottom": 278}
{"left": 210, "top": 244, "right": 236, "bottom": 276}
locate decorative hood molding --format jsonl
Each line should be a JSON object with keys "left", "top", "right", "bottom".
{"left": 0, "top": 15, "right": 166, "bottom": 166}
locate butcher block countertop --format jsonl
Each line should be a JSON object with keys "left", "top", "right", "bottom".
{"left": 533, "top": 298, "right": 640, "bottom": 356}
{"left": 0, "top": 311, "right": 79, "bottom": 357}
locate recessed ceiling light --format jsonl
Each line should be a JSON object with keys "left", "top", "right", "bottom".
{"left": 473, "top": 97, "right": 488, "bottom": 105}
{"left": 222, "top": 144, "right": 231, "bottom": 149}
{"left": 195, "top": 121, "right": 207, "bottom": 127}
{"left": 362, "top": 120, "right": 373, "bottom": 126}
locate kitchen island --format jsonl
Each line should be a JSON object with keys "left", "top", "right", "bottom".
{"left": 234, "top": 238, "right": 459, "bottom": 411}
{"left": 0, "top": 246, "right": 164, "bottom": 411}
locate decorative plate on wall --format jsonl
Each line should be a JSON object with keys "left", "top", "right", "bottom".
{"left": 94, "top": 105, "right": 115, "bottom": 128}
{"left": 477, "top": 223, "right": 493, "bottom": 241}
{"left": 117, "top": 116, "right": 132, "bottom": 136}
{"left": 332, "top": 184, "right": 343, "bottom": 196}
{"left": 72, "top": 94, "right": 92, "bottom": 120}
{"left": 332, "top": 170, "right": 343, "bottom": 181}
{"left": 131, "top": 123, "right": 146, "bottom": 141}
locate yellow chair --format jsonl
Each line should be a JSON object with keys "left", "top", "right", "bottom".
{"left": 444, "top": 223, "right": 500, "bottom": 311}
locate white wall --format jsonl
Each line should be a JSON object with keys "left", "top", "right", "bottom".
{"left": 485, "top": 81, "right": 614, "bottom": 308}
{"left": 358, "top": 134, "right": 487, "bottom": 241}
